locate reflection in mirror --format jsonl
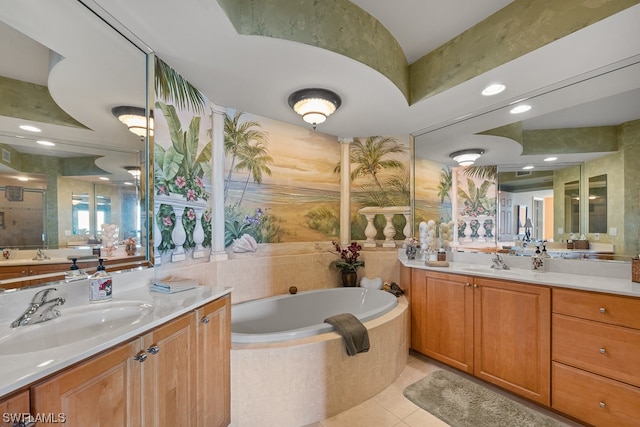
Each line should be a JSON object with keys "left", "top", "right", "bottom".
{"left": 71, "top": 193, "right": 90, "bottom": 235}
{"left": 0, "top": 1, "right": 150, "bottom": 289}
{"left": 588, "top": 174, "right": 607, "bottom": 233}
{"left": 564, "top": 180, "right": 580, "bottom": 235}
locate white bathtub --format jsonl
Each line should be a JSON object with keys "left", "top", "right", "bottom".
{"left": 231, "top": 287, "right": 398, "bottom": 343}
{"left": 231, "top": 288, "right": 408, "bottom": 427}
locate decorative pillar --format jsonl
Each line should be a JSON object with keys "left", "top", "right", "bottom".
{"left": 382, "top": 213, "right": 397, "bottom": 248}
{"left": 338, "top": 137, "right": 353, "bottom": 246}
{"left": 362, "top": 213, "right": 377, "bottom": 247}
{"left": 210, "top": 103, "right": 228, "bottom": 261}
{"left": 192, "top": 207, "right": 205, "bottom": 258}
{"left": 171, "top": 208, "right": 187, "bottom": 262}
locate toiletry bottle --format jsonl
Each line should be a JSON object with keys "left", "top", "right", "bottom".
{"left": 89, "top": 259, "right": 112, "bottom": 302}
{"left": 65, "top": 258, "right": 88, "bottom": 282}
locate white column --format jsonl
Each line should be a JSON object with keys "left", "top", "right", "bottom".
{"left": 338, "top": 137, "right": 353, "bottom": 246}
{"left": 210, "top": 103, "right": 228, "bottom": 261}
{"left": 362, "top": 213, "right": 377, "bottom": 247}
{"left": 382, "top": 214, "right": 397, "bottom": 248}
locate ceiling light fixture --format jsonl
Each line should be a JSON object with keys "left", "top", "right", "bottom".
{"left": 449, "top": 149, "right": 485, "bottom": 166}
{"left": 510, "top": 104, "right": 532, "bottom": 114}
{"left": 544, "top": 156, "right": 558, "bottom": 162}
{"left": 112, "top": 106, "right": 154, "bottom": 138}
{"left": 37, "top": 140, "right": 55, "bottom": 147}
{"left": 481, "top": 83, "right": 506, "bottom": 96}
{"left": 287, "top": 88, "right": 341, "bottom": 129}
{"left": 523, "top": 165, "right": 535, "bottom": 170}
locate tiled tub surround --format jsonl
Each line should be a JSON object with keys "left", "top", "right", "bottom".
{"left": 0, "top": 267, "right": 231, "bottom": 397}
{"left": 231, "top": 298, "right": 408, "bottom": 427}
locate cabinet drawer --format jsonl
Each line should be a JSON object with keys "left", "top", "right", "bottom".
{"left": 553, "top": 362, "right": 640, "bottom": 427}
{"left": 553, "top": 288, "right": 640, "bottom": 329}
{"left": 552, "top": 314, "right": 640, "bottom": 387}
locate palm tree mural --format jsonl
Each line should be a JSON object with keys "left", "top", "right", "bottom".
{"left": 437, "top": 166, "right": 453, "bottom": 220}
{"left": 234, "top": 140, "right": 273, "bottom": 206}
{"left": 335, "top": 136, "right": 407, "bottom": 191}
{"left": 154, "top": 57, "right": 206, "bottom": 115}
{"left": 223, "top": 111, "right": 268, "bottom": 201}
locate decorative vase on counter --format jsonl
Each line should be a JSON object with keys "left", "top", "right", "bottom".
{"left": 341, "top": 271, "right": 358, "bottom": 287}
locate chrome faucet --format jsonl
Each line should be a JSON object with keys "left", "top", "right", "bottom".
{"left": 10, "top": 287, "right": 65, "bottom": 328}
{"left": 490, "top": 253, "right": 510, "bottom": 270}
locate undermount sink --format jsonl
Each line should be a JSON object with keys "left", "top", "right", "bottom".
{"left": 461, "top": 265, "right": 541, "bottom": 277}
{"left": 0, "top": 300, "right": 154, "bottom": 355}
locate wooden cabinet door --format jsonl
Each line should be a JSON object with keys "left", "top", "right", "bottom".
{"left": 31, "top": 340, "right": 142, "bottom": 427}
{"left": 423, "top": 271, "right": 474, "bottom": 373}
{"left": 196, "top": 295, "right": 231, "bottom": 427}
{"left": 141, "top": 312, "right": 196, "bottom": 427}
{"left": 1, "top": 389, "right": 30, "bottom": 427}
{"left": 473, "top": 277, "right": 551, "bottom": 405}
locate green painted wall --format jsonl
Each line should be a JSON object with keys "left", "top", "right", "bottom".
{"left": 522, "top": 126, "right": 619, "bottom": 155}
{"left": 409, "top": 0, "right": 640, "bottom": 103}
{"left": 217, "top": 0, "right": 409, "bottom": 99}
{"left": 621, "top": 119, "right": 640, "bottom": 256}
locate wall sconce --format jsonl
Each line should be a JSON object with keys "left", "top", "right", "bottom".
{"left": 449, "top": 149, "right": 485, "bottom": 166}
{"left": 288, "top": 88, "right": 341, "bottom": 129}
{"left": 112, "top": 106, "right": 154, "bottom": 138}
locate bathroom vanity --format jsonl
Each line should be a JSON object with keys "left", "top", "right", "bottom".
{"left": 401, "top": 256, "right": 640, "bottom": 427}
{"left": 0, "top": 275, "right": 231, "bottom": 427}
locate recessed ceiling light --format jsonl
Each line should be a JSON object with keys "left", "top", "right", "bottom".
{"left": 481, "top": 83, "right": 506, "bottom": 96}
{"left": 510, "top": 105, "right": 532, "bottom": 114}
{"left": 124, "top": 182, "right": 134, "bottom": 186}
{"left": 544, "top": 156, "right": 558, "bottom": 162}
{"left": 37, "top": 140, "right": 55, "bottom": 146}
{"left": 522, "top": 165, "right": 534, "bottom": 170}
{"left": 19, "top": 125, "right": 41, "bottom": 132}
{"left": 17, "top": 176, "right": 29, "bottom": 181}
{"left": 99, "top": 177, "right": 110, "bottom": 181}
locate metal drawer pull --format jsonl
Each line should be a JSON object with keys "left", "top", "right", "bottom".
{"left": 473, "top": 284, "right": 478, "bottom": 288}
{"left": 201, "top": 316, "right": 210, "bottom": 324}
{"left": 599, "top": 307, "right": 606, "bottom": 314}
{"left": 134, "top": 351, "right": 147, "bottom": 362}
{"left": 147, "top": 344, "right": 160, "bottom": 355}
{"left": 599, "top": 401, "right": 606, "bottom": 408}
{"left": 600, "top": 348, "right": 607, "bottom": 354}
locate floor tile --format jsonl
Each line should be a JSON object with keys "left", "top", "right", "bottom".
{"left": 320, "top": 400, "right": 401, "bottom": 427}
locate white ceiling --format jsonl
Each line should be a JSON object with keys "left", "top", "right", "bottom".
{"left": 2, "top": 0, "right": 640, "bottom": 172}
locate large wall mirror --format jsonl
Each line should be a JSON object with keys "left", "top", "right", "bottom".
{"left": 413, "top": 47, "right": 640, "bottom": 260}
{"left": 0, "top": 0, "right": 151, "bottom": 289}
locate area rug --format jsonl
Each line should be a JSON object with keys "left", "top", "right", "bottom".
{"left": 403, "top": 370, "right": 565, "bottom": 427}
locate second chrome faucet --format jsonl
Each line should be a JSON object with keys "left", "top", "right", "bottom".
{"left": 10, "top": 287, "right": 65, "bottom": 328}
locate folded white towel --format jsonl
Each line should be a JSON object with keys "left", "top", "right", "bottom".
{"left": 150, "top": 278, "right": 198, "bottom": 294}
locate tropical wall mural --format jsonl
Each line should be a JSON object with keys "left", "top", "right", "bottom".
{"left": 153, "top": 59, "right": 212, "bottom": 264}
{"left": 223, "top": 110, "right": 341, "bottom": 244}
{"left": 414, "top": 157, "right": 452, "bottom": 249}
{"left": 347, "top": 136, "right": 411, "bottom": 241}
{"left": 453, "top": 166, "right": 498, "bottom": 248}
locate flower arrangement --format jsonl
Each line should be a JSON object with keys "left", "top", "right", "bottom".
{"left": 330, "top": 241, "right": 365, "bottom": 272}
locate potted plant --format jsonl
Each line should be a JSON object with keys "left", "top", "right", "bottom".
{"left": 331, "top": 241, "right": 365, "bottom": 287}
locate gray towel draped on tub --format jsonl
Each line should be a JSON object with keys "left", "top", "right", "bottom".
{"left": 324, "top": 313, "right": 370, "bottom": 356}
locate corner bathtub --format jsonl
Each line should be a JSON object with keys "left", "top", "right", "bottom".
{"left": 231, "top": 287, "right": 408, "bottom": 427}
{"left": 231, "top": 287, "right": 397, "bottom": 343}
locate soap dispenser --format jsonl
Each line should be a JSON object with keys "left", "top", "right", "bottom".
{"left": 89, "top": 259, "right": 112, "bottom": 302}
{"left": 65, "top": 258, "right": 88, "bottom": 282}
{"left": 532, "top": 246, "right": 544, "bottom": 271}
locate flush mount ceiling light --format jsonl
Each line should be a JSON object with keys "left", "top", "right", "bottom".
{"left": 287, "top": 88, "right": 341, "bottom": 129}
{"left": 481, "top": 83, "right": 506, "bottom": 96}
{"left": 37, "top": 140, "right": 55, "bottom": 147}
{"left": 450, "top": 149, "right": 485, "bottom": 166}
{"left": 544, "top": 156, "right": 558, "bottom": 162}
{"left": 112, "top": 106, "right": 154, "bottom": 138}
{"left": 19, "top": 124, "right": 41, "bottom": 133}
{"left": 523, "top": 165, "right": 535, "bottom": 170}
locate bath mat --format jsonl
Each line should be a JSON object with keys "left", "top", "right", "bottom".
{"left": 403, "top": 370, "right": 566, "bottom": 427}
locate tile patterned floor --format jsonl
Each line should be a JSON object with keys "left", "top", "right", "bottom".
{"left": 304, "top": 352, "right": 584, "bottom": 427}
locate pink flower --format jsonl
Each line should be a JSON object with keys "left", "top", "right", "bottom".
{"left": 162, "top": 216, "right": 173, "bottom": 226}
{"left": 195, "top": 176, "right": 204, "bottom": 188}
{"left": 186, "top": 189, "right": 196, "bottom": 201}
{"left": 187, "top": 209, "right": 196, "bottom": 221}
{"left": 157, "top": 185, "right": 167, "bottom": 195}
{"left": 175, "top": 176, "right": 186, "bottom": 188}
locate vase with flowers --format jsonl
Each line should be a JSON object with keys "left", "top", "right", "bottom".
{"left": 331, "top": 241, "right": 365, "bottom": 287}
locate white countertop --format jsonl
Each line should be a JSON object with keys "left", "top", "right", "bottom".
{"left": 0, "top": 270, "right": 231, "bottom": 397}
{"left": 399, "top": 256, "right": 640, "bottom": 297}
